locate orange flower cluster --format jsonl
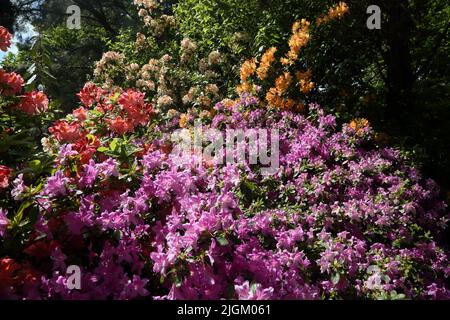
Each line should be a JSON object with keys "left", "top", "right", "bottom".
{"left": 235, "top": 3, "right": 349, "bottom": 111}
{"left": 275, "top": 72, "right": 292, "bottom": 94}
{"left": 179, "top": 113, "right": 189, "bottom": 128}
{"left": 237, "top": 58, "right": 257, "bottom": 95}
{"left": 240, "top": 58, "right": 257, "bottom": 83}
{"left": 266, "top": 72, "right": 297, "bottom": 110}
{"left": 296, "top": 69, "right": 314, "bottom": 94}
{"left": 317, "top": 2, "right": 349, "bottom": 26}
{"left": 257, "top": 47, "right": 277, "bottom": 80}
{"left": 281, "top": 19, "right": 311, "bottom": 66}
{"left": 349, "top": 118, "right": 369, "bottom": 135}
{"left": 236, "top": 82, "right": 254, "bottom": 95}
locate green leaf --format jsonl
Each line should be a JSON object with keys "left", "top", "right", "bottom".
{"left": 97, "top": 146, "right": 109, "bottom": 153}
{"left": 110, "top": 138, "right": 119, "bottom": 152}
{"left": 28, "top": 159, "right": 42, "bottom": 173}
{"left": 14, "top": 200, "right": 33, "bottom": 224}
{"left": 331, "top": 273, "right": 341, "bottom": 285}
{"left": 216, "top": 236, "right": 229, "bottom": 246}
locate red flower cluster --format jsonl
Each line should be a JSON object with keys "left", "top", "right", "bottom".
{"left": 49, "top": 120, "right": 83, "bottom": 143}
{"left": 0, "top": 258, "right": 41, "bottom": 297}
{"left": 0, "top": 26, "right": 12, "bottom": 52}
{"left": 108, "top": 89, "right": 153, "bottom": 135}
{"left": 108, "top": 115, "right": 135, "bottom": 135}
{"left": 72, "top": 107, "right": 88, "bottom": 121}
{"left": 73, "top": 134, "right": 101, "bottom": 164}
{"left": 17, "top": 91, "right": 49, "bottom": 114}
{"left": 0, "top": 165, "right": 12, "bottom": 189}
{"left": 0, "top": 70, "right": 24, "bottom": 96}
{"left": 77, "top": 82, "right": 106, "bottom": 107}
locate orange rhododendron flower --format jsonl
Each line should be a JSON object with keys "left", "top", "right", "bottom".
{"left": 282, "top": 19, "right": 310, "bottom": 65}
{"left": 349, "top": 118, "right": 370, "bottom": 135}
{"left": 317, "top": 2, "right": 349, "bottom": 26}
{"left": 275, "top": 72, "right": 292, "bottom": 95}
{"left": 296, "top": 69, "right": 314, "bottom": 94}
{"left": 179, "top": 114, "right": 189, "bottom": 128}
{"left": 240, "top": 58, "right": 257, "bottom": 83}
{"left": 257, "top": 47, "right": 277, "bottom": 80}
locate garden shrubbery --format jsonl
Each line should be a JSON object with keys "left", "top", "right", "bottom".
{"left": 0, "top": 1, "right": 449, "bottom": 300}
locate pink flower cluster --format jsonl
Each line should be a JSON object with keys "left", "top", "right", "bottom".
{"left": 0, "top": 90, "right": 448, "bottom": 300}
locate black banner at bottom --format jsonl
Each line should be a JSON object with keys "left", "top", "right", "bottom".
{"left": 1, "top": 300, "right": 448, "bottom": 319}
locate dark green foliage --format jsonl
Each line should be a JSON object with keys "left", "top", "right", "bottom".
{"left": 3, "top": 0, "right": 450, "bottom": 189}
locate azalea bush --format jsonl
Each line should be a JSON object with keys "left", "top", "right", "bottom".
{"left": 1, "top": 9, "right": 450, "bottom": 299}
{"left": 0, "top": 26, "right": 55, "bottom": 239}
{"left": 1, "top": 83, "right": 449, "bottom": 299}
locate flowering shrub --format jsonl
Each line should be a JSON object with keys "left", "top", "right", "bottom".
{"left": 0, "top": 4, "right": 449, "bottom": 300}
{"left": 0, "top": 27, "right": 52, "bottom": 168}
{"left": 1, "top": 81, "right": 449, "bottom": 299}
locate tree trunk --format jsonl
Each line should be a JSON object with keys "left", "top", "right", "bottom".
{"left": 384, "top": 0, "right": 415, "bottom": 130}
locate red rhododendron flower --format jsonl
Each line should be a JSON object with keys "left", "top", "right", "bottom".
{"left": 108, "top": 116, "right": 135, "bottom": 135}
{"left": 0, "top": 70, "right": 24, "bottom": 96}
{"left": 72, "top": 106, "right": 88, "bottom": 121}
{"left": 73, "top": 134, "right": 101, "bottom": 164}
{"left": 117, "top": 89, "right": 153, "bottom": 126}
{"left": 77, "top": 82, "right": 105, "bottom": 106}
{"left": 0, "top": 26, "right": 12, "bottom": 52}
{"left": 0, "top": 258, "right": 19, "bottom": 290}
{"left": 131, "top": 103, "right": 153, "bottom": 126}
{"left": 49, "top": 120, "right": 83, "bottom": 143}
{"left": 17, "top": 266, "right": 41, "bottom": 287}
{"left": 24, "top": 241, "right": 59, "bottom": 260}
{"left": 16, "top": 91, "right": 49, "bottom": 114}
{"left": 0, "top": 165, "right": 12, "bottom": 189}
{"left": 118, "top": 89, "right": 146, "bottom": 112}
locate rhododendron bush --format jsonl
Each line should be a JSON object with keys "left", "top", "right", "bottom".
{"left": 1, "top": 2, "right": 449, "bottom": 300}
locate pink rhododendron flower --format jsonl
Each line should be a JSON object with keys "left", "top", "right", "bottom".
{"left": 11, "top": 173, "right": 27, "bottom": 200}
{"left": 0, "top": 209, "right": 9, "bottom": 237}
{"left": 44, "top": 170, "right": 69, "bottom": 197}
{"left": 234, "top": 281, "right": 274, "bottom": 300}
